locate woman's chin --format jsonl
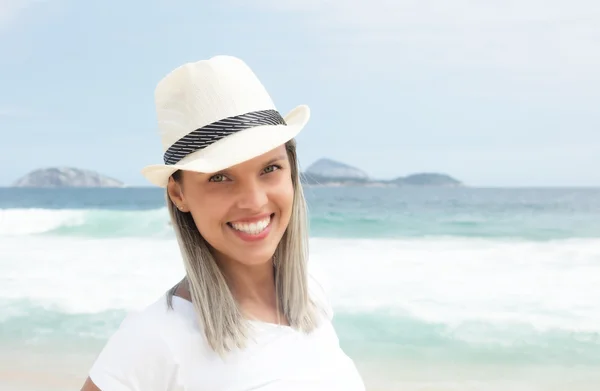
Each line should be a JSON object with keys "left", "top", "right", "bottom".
{"left": 223, "top": 239, "right": 282, "bottom": 268}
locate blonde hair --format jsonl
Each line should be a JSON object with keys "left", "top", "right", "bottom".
{"left": 165, "top": 139, "right": 322, "bottom": 356}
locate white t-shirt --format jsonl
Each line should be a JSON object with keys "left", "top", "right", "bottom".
{"left": 88, "top": 271, "right": 366, "bottom": 391}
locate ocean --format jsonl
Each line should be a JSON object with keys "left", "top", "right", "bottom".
{"left": 1, "top": 186, "right": 600, "bottom": 390}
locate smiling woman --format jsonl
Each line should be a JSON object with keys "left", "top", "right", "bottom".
{"left": 168, "top": 149, "right": 294, "bottom": 274}
{"left": 79, "top": 55, "right": 366, "bottom": 391}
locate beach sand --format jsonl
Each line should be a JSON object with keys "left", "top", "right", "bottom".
{"left": 2, "top": 346, "right": 600, "bottom": 391}
{"left": 0, "top": 348, "right": 95, "bottom": 391}
{"left": 355, "top": 359, "right": 600, "bottom": 391}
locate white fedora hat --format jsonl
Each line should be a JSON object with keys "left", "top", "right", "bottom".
{"left": 140, "top": 55, "right": 310, "bottom": 188}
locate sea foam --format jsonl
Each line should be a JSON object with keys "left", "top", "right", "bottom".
{"left": 2, "top": 234, "right": 600, "bottom": 365}
{"left": 2, "top": 235, "right": 599, "bottom": 333}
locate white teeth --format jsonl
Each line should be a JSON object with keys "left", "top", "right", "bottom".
{"left": 231, "top": 217, "right": 271, "bottom": 235}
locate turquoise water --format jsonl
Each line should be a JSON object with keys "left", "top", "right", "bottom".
{"left": 1, "top": 186, "right": 600, "bottom": 372}
{"left": 2, "top": 187, "right": 600, "bottom": 239}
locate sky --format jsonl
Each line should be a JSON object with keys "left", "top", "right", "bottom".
{"left": 0, "top": 0, "right": 599, "bottom": 187}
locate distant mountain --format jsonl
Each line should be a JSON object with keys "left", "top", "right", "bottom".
{"left": 12, "top": 167, "right": 124, "bottom": 188}
{"left": 301, "top": 158, "right": 370, "bottom": 185}
{"left": 300, "top": 158, "right": 462, "bottom": 187}
{"left": 392, "top": 173, "right": 462, "bottom": 187}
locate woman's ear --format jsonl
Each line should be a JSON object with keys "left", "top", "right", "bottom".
{"left": 167, "top": 176, "right": 188, "bottom": 212}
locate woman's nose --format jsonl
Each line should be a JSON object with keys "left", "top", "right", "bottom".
{"left": 235, "top": 180, "right": 268, "bottom": 211}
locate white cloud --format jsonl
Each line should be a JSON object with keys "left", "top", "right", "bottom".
{"left": 243, "top": 0, "right": 598, "bottom": 31}
{"left": 0, "top": 1, "right": 25, "bottom": 25}
{"left": 236, "top": 0, "right": 600, "bottom": 80}
{"left": 0, "top": 0, "right": 43, "bottom": 28}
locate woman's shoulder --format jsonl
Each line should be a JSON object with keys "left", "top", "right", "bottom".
{"left": 87, "top": 294, "right": 190, "bottom": 391}
{"left": 106, "top": 294, "right": 191, "bottom": 338}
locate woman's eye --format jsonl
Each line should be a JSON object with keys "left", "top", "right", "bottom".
{"left": 209, "top": 174, "right": 227, "bottom": 182}
{"left": 263, "top": 165, "right": 280, "bottom": 174}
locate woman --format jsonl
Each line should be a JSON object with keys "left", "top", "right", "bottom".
{"left": 81, "top": 55, "right": 366, "bottom": 391}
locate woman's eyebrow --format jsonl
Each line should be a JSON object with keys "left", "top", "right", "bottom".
{"left": 263, "top": 155, "right": 288, "bottom": 165}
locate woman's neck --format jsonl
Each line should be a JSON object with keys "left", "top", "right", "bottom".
{"left": 218, "top": 257, "right": 288, "bottom": 325}
{"left": 174, "top": 255, "right": 288, "bottom": 325}
{"left": 220, "top": 258, "right": 276, "bottom": 304}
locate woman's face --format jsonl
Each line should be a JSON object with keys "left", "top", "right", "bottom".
{"left": 168, "top": 145, "right": 294, "bottom": 267}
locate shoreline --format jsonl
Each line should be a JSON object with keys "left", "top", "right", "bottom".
{"left": 2, "top": 346, "right": 600, "bottom": 391}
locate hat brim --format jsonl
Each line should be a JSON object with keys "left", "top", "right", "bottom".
{"left": 140, "top": 104, "right": 310, "bottom": 188}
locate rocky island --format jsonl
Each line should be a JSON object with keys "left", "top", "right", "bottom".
{"left": 12, "top": 167, "right": 124, "bottom": 188}
{"left": 12, "top": 159, "right": 461, "bottom": 188}
{"left": 300, "top": 158, "right": 371, "bottom": 186}
{"left": 301, "top": 158, "right": 462, "bottom": 187}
